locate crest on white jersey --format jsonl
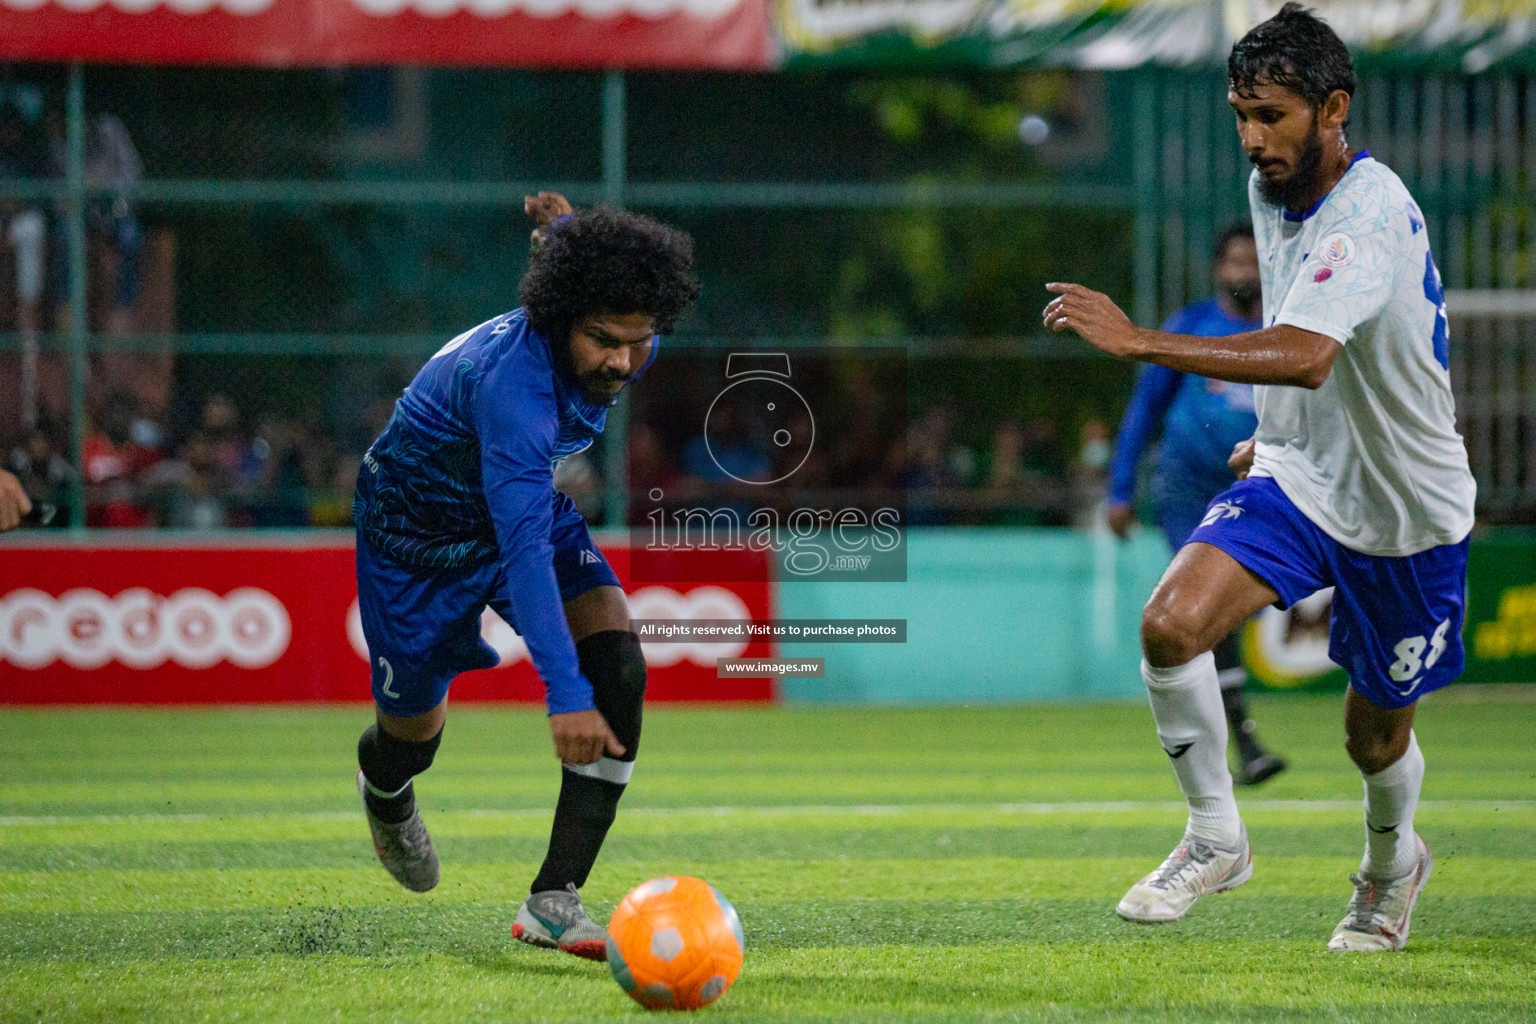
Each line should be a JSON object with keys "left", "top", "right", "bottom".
{"left": 1319, "top": 231, "right": 1356, "bottom": 268}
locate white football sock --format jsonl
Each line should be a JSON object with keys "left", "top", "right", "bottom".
{"left": 1142, "top": 653, "right": 1242, "bottom": 847}
{"left": 1360, "top": 730, "right": 1424, "bottom": 878}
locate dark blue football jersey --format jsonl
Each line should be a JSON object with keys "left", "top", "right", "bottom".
{"left": 353, "top": 307, "right": 656, "bottom": 713}
{"left": 1109, "top": 298, "right": 1261, "bottom": 506}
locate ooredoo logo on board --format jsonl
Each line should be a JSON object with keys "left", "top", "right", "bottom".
{"left": 343, "top": 584, "right": 752, "bottom": 668}
{"left": 0, "top": 588, "right": 292, "bottom": 670}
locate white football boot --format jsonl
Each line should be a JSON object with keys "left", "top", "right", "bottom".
{"left": 1117, "top": 825, "right": 1252, "bottom": 922}
{"left": 1328, "top": 833, "right": 1432, "bottom": 952}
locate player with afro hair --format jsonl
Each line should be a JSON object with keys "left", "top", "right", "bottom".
{"left": 351, "top": 191, "right": 698, "bottom": 959}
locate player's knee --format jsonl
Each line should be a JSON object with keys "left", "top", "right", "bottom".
{"left": 1344, "top": 722, "right": 1406, "bottom": 774}
{"left": 1344, "top": 729, "right": 1386, "bottom": 773}
{"left": 1140, "top": 602, "right": 1206, "bottom": 668}
{"left": 577, "top": 630, "right": 646, "bottom": 761}
{"left": 358, "top": 722, "right": 442, "bottom": 790}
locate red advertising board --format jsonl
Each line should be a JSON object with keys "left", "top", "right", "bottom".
{"left": 0, "top": 534, "right": 773, "bottom": 704}
{"left": 0, "top": 0, "right": 773, "bottom": 69}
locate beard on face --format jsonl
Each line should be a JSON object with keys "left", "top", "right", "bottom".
{"left": 577, "top": 367, "right": 632, "bottom": 403}
{"left": 556, "top": 328, "right": 633, "bottom": 404}
{"left": 1255, "top": 116, "right": 1326, "bottom": 210}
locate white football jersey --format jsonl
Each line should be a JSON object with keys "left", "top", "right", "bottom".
{"left": 1248, "top": 152, "right": 1476, "bottom": 557}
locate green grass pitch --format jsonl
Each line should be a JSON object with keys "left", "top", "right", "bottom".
{"left": 3, "top": 691, "right": 1534, "bottom": 1023}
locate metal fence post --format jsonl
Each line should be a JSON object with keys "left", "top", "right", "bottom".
{"left": 602, "top": 70, "right": 630, "bottom": 529}
{"left": 1132, "top": 70, "right": 1159, "bottom": 328}
{"left": 65, "top": 63, "right": 88, "bottom": 531}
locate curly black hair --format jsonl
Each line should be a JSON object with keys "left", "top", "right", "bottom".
{"left": 1229, "top": 2, "right": 1354, "bottom": 109}
{"left": 519, "top": 205, "right": 701, "bottom": 344}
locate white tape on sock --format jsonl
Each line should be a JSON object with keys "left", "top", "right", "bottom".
{"left": 563, "top": 757, "right": 635, "bottom": 785}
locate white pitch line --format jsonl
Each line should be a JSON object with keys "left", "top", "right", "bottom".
{"left": 0, "top": 799, "right": 1530, "bottom": 828}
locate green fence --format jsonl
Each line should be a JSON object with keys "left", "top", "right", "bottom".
{"left": 3, "top": 64, "right": 1534, "bottom": 527}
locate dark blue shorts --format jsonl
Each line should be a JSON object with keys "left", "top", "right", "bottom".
{"left": 355, "top": 490, "right": 621, "bottom": 717}
{"left": 1188, "top": 477, "right": 1468, "bottom": 710}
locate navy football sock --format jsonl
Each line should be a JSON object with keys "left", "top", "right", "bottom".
{"left": 358, "top": 723, "right": 441, "bottom": 825}
{"left": 531, "top": 631, "right": 645, "bottom": 894}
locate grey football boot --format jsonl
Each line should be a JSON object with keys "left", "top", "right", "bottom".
{"left": 1117, "top": 824, "right": 1252, "bottom": 922}
{"left": 356, "top": 769, "right": 440, "bottom": 892}
{"left": 512, "top": 882, "right": 610, "bottom": 961}
{"left": 1328, "top": 834, "right": 1432, "bottom": 952}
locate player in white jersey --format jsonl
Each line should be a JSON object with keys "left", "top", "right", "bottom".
{"left": 1041, "top": 2, "right": 1474, "bottom": 951}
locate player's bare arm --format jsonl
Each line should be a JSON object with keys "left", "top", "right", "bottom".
{"left": 1042, "top": 283, "right": 1340, "bottom": 389}
{"left": 0, "top": 469, "right": 33, "bottom": 532}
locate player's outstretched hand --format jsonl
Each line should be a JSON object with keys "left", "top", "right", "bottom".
{"left": 550, "top": 708, "right": 626, "bottom": 765}
{"left": 1043, "top": 283, "right": 1143, "bottom": 358}
{"left": 525, "top": 191, "right": 574, "bottom": 247}
{"left": 1107, "top": 501, "right": 1135, "bottom": 540}
{"left": 0, "top": 469, "right": 33, "bottom": 532}
{"left": 1228, "top": 437, "right": 1257, "bottom": 480}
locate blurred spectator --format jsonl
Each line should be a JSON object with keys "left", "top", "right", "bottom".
{"left": 299, "top": 394, "right": 394, "bottom": 527}
{"left": 976, "top": 419, "right": 1073, "bottom": 526}
{"left": 309, "top": 436, "right": 359, "bottom": 527}
{"left": 681, "top": 403, "right": 769, "bottom": 485}
{"left": 906, "top": 404, "right": 974, "bottom": 524}
{"left": 250, "top": 415, "right": 322, "bottom": 527}
{"left": 980, "top": 420, "right": 1031, "bottom": 524}
{"left": 1017, "top": 416, "right": 1065, "bottom": 479}
{"left": 144, "top": 431, "right": 232, "bottom": 529}
{"left": 7, "top": 425, "right": 71, "bottom": 526}
{"left": 51, "top": 111, "right": 142, "bottom": 338}
{"left": 0, "top": 467, "right": 32, "bottom": 531}
{"left": 48, "top": 110, "right": 176, "bottom": 434}
{"left": 826, "top": 362, "right": 892, "bottom": 489}
{"left": 907, "top": 405, "right": 964, "bottom": 485}
{"left": 199, "top": 392, "right": 260, "bottom": 486}
{"left": 1070, "top": 417, "right": 1113, "bottom": 529}
{"left": 984, "top": 421, "right": 1028, "bottom": 490}
{"left": 82, "top": 389, "right": 159, "bottom": 528}
{"left": 628, "top": 421, "right": 680, "bottom": 502}
{"left": 361, "top": 394, "right": 398, "bottom": 452}
{"left": 0, "top": 99, "right": 52, "bottom": 437}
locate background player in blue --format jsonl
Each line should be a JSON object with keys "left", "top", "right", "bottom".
{"left": 1106, "top": 222, "right": 1287, "bottom": 786}
{"left": 1045, "top": 5, "right": 1475, "bottom": 952}
{"left": 351, "top": 192, "right": 700, "bottom": 960}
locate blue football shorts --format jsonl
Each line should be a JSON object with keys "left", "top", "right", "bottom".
{"left": 355, "top": 490, "right": 621, "bottom": 717}
{"left": 1187, "top": 476, "right": 1468, "bottom": 710}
